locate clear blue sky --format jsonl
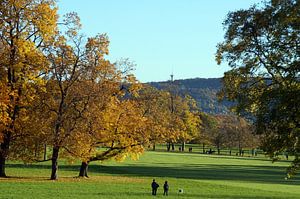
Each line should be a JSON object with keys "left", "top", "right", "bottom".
{"left": 58, "top": 0, "right": 262, "bottom": 83}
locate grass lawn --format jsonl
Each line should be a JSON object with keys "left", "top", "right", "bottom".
{"left": 1, "top": 151, "right": 300, "bottom": 199}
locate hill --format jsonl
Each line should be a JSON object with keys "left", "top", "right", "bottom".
{"left": 148, "top": 78, "right": 232, "bottom": 114}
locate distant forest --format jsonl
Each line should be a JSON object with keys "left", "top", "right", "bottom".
{"left": 149, "top": 78, "right": 232, "bottom": 114}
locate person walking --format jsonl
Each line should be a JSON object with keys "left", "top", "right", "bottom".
{"left": 151, "top": 179, "right": 159, "bottom": 195}
{"left": 163, "top": 181, "right": 169, "bottom": 196}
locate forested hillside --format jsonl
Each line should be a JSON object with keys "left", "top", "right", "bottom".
{"left": 149, "top": 78, "right": 232, "bottom": 114}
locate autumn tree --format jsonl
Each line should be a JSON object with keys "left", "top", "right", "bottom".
{"left": 0, "top": 0, "right": 57, "bottom": 177}
{"left": 36, "top": 19, "right": 146, "bottom": 178}
{"left": 210, "top": 116, "right": 225, "bottom": 155}
{"left": 7, "top": 97, "right": 51, "bottom": 163}
{"left": 216, "top": 0, "right": 300, "bottom": 177}
{"left": 134, "top": 86, "right": 173, "bottom": 151}
{"left": 64, "top": 58, "right": 146, "bottom": 178}
{"left": 172, "top": 95, "right": 201, "bottom": 151}
{"left": 197, "top": 114, "right": 227, "bottom": 155}
{"left": 40, "top": 26, "right": 118, "bottom": 179}
{"left": 197, "top": 113, "right": 217, "bottom": 153}
{"left": 134, "top": 84, "right": 201, "bottom": 153}
{"left": 66, "top": 95, "right": 149, "bottom": 177}
{"left": 233, "top": 116, "right": 258, "bottom": 155}
{"left": 214, "top": 115, "right": 258, "bottom": 155}
{"left": 138, "top": 87, "right": 201, "bottom": 152}
{"left": 197, "top": 114, "right": 257, "bottom": 155}
{"left": 163, "top": 78, "right": 201, "bottom": 151}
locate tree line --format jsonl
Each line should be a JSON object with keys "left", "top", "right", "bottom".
{"left": 0, "top": 0, "right": 213, "bottom": 180}
{"left": 4, "top": 0, "right": 295, "bottom": 181}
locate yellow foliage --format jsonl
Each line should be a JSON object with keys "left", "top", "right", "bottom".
{"left": 0, "top": 0, "right": 58, "bottom": 163}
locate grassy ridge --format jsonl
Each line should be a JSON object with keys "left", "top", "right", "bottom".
{"left": 1, "top": 151, "right": 299, "bottom": 199}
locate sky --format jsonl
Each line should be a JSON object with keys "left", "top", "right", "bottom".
{"left": 58, "top": 0, "right": 262, "bottom": 83}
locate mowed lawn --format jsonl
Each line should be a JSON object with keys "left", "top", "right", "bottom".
{"left": 1, "top": 151, "right": 300, "bottom": 199}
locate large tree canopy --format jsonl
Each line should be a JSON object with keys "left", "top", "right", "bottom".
{"left": 216, "top": 0, "right": 300, "bottom": 177}
{"left": 0, "top": 0, "right": 57, "bottom": 177}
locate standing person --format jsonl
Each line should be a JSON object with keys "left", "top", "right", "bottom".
{"left": 151, "top": 179, "right": 159, "bottom": 195}
{"left": 163, "top": 181, "right": 169, "bottom": 196}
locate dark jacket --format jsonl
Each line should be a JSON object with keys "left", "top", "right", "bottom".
{"left": 152, "top": 182, "right": 159, "bottom": 189}
{"left": 163, "top": 183, "right": 169, "bottom": 190}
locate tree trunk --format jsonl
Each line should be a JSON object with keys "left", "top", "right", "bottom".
{"left": 34, "top": 142, "right": 38, "bottom": 158}
{"left": 181, "top": 142, "right": 185, "bottom": 151}
{"left": 152, "top": 143, "right": 156, "bottom": 151}
{"left": 79, "top": 162, "right": 89, "bottom": 177}
{"left": 216, "top": 142, "right": 220, "bottom": 155}
{"left": 0, "top": 154, "right": 7, "bottom": 178}
{"left": 44, "top": 144, "right": 47, "bottom": 161}
{"left": 50, "top": 146, "right": 59, "bottom": 180}
{"left": 167, "top": 143, "right": 170, "bottom": 151}
{"left": 0, "top": 132, "right": 11, "bottom": 178}
{"left": 171, "top": 143, "right": 175, "bottom": 151}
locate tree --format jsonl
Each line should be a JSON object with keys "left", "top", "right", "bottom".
{"left": 215, "top": 115, "right": 258, "bottom": 155}
{"left": 0, "top": 0, "right": 57, "bottom": 177}
{"left": 72, "top": 96, "right": 149, "bottom": 177}
{"left": 39, "top": 26, "right": 119, "bottom": 179}
{"left": 44, "top": 33, "right": 146, "bottom": 178}
{"left": 163, "top": 78, "right": 201, "bottom": 151}
{"left": 59, "top": 67, "right": 147, "bottom": 178}
{"left": 73, "top": 52, "right": 146, "bottom": 178}
{"left": 216, "top": 0, "right": 300, "bottom": 177}
{"left": 7, "top": 97, "right": 51, "bottom": 163}
{"left": 134, "top": 86, "right": 172, "bottom": 151}
{"left": 172, "top": 95, "right": 201, "bottom": 151}
{"left": 195, "top": 113, "right": 213, "bottom": 153}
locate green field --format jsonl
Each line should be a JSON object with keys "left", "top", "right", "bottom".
{"left": 1, "top": 151, "right": 299, "bottom": 199}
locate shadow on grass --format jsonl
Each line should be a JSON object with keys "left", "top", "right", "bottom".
{"left": 201, "top": 154, "right": 290, "bottom": 163}
{"left": 88, "top": 164, "right": 300, "bottom": 185}
{"left": 176, "top": 194, "right": 294, "bottom": 199}
{"left": 7, "top": 162, "right": 300, "bottom": 185}
{"left": 152, "top": 150, "right": 290, "bottom": 163}
{"left": 94, "top": 192, "right": 293, "bottom": 199}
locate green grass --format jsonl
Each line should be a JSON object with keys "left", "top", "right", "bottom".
{"left": 1, "top": 151, "right": 300, "bottom": 199}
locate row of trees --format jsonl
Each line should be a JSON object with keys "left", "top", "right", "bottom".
{"left": 0, "top": 0, "right": 204, "bottom": 180}
{"left": 0, "top": 0, "right": 264, "bottom": 181}
{"left": 198, "top": 114, "right": 258, "bottom": 155}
